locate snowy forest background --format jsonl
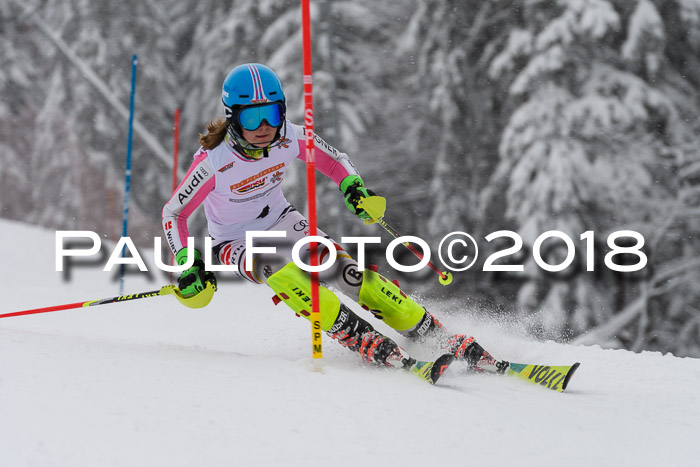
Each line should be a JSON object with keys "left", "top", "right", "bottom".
{"left": 2, "top": 0, "right": 700, "bottom": 357}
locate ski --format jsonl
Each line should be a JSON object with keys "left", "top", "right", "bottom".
{"left": 457, "top": 344, "right": 580, "bottom": 392}
{"left": 410, "top": 353, "right": 456, "bottom": 385}
{"left": 500, "top": 361, "right": 581, "bottom": 392}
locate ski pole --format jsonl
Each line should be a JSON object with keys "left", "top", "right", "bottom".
{"left": 0, "top": 281, "right": 216, "bottom": 319}
{"left": 357, "top": 196, "right": 454, "bottom": 285}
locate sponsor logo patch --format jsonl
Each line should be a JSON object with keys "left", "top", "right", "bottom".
{"left": 218, "top": 161, "right": 235, "bottom": 173}
{"left": 230, "top": 163, "right": 285, "bottom": 194}
{"left": 236, "top": 179, "right": 266, "bottom": 194}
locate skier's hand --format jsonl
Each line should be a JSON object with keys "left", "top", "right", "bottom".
{"left": 176, "top": 247, "right": 217, "bottom": 297}
{"left": 340, "top": 175, "right": 376, "bottom": 221}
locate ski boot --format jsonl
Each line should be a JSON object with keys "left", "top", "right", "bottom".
{"left": 328, "top": 303, "right": 415, "bottom": 369}
{"left": 328, "top": 304, "right": 454, "bottom": 382}
{"left": 351, "top": 267, "right": 500, "bottom": 370}
{"left": 267, "top": 262, "right": 414, "bottom": 368}
{"left": 395, "top": 306, "right": 509, "bottom": 374}
{"left": 446, "top": 334, "right": 509, "bottom": 374}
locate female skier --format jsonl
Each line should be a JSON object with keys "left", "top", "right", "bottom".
{"left": 162, "top": 63, "right": 503, "bottom": 377}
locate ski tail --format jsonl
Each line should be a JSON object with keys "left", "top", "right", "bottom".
{"left": 505, "top": 362, "right": 581, "bottom": 392}
{"left": 410, "top": 353, "right": 456, "bottom": 385}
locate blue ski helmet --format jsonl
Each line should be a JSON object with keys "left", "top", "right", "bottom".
{"left": 222, "top": 63, "right": 287, "bottom": 146}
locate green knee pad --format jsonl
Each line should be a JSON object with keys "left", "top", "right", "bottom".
{"left": 267, "top": 262, "right": 341, "bottom": 332}
{"left": 358, "top": 269, "right": 426, "bottom": 332}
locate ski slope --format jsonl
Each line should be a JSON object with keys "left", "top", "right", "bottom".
{"left": 1, "top": 219, "right": 699, "bottom": 467}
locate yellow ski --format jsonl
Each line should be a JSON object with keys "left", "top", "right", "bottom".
{"left": 504, "top": 362, "right": 581, "bottom": 392}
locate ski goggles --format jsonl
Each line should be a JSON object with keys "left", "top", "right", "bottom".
{"left": 238, "top": 103, "right": 284, "bottom": 131}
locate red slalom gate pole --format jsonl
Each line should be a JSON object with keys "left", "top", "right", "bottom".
{"left": 301, "top": 0, "right": 323, "bottom": 370}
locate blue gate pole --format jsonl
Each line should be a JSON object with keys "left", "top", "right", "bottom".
{"left": 120, "top": 55, "right": 138, "bottom": 294}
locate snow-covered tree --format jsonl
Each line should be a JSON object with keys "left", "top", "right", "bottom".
{"left": 397, "top": 0, "right": 515, "bottom": 243}
{"left": 485, "top": 0, "right": 700, "bottom": 347}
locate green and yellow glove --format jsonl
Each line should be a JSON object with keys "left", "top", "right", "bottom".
{"left": 176, "top": 247, "right": 217, "bottom": 297}
{"left": 340, "top": 175, "right": 376, "bottom": 221}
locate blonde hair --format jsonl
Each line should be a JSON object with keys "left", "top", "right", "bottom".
{"left": 199, "top": 117, "right": 229, "bottom": 150}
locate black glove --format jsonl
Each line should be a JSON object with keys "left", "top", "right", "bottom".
{"left": 175, "top": 247, "right": 217, "bottom": 297}
{"left": 340, "top": 175, "right": 376, "bottom": 220}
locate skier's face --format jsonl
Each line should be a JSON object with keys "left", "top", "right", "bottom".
{"left": 242, "top": 121, "right": 276, "bottom": 147}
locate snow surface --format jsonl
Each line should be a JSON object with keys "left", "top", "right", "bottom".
{"left": 1, "top": 219, "right": 699, "bottom": 467}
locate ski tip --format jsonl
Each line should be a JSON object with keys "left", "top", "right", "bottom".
{"left": 410, "top": 353, "right": 455, "bottom": 385}
{"left": 562, "top": 362, "right": 581, "bottom": 391}
{"left": 429, "top": 353, "right": 456, "bottom": 385}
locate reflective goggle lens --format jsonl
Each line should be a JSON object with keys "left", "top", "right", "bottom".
{"left": 238, "top": 104, "right": 283, "bottom": 131}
